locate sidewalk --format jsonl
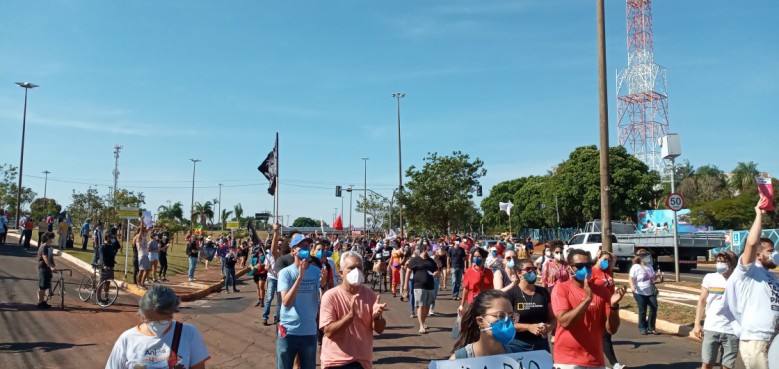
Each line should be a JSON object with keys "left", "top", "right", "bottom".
{"left": 7, "top": 230, "right": 246, "bottom": 301}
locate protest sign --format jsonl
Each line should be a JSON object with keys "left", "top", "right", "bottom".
{"left": 428, "top": 350, "right": 553, "bottom": 369}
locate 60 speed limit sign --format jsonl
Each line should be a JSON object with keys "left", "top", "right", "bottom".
{"left": 666, "top": 192, "right": 685, "bottom": 211}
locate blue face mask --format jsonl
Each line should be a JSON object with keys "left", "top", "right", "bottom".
{"left": 298, "top": 247, "right": 310, "bottom": 260}
{"left": 523, "top": 271, "right": 537, "bottom": 284}
{"left": 481, "top": 317, "right": 516, "bottom": 346}
{"left": 574, "top": 266, "right": 592, "bottom": 281}
{"left": 316, "top": 250, "right": 324, "bottom": 259}
{"left": 473, "top": 257, "right": 483, "bottom": 266}
{"left": 506, "top": 259, "right": 515, "bottom": 269}
{"left": 600, "top": 260, "right": 609, "bottom": 269}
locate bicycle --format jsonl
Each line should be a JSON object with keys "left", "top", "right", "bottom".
{"left": 44, "top": 269, "right": 72, "bottom": 310}
{"left": 77, "top": 264, "right": 120, "bottom": 308}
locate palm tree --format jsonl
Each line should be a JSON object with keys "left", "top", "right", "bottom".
{"left": 730, "top": 161, "right": 759, "bottom": 194}
{"left": 157, "top": 201, "right": 184, "bottom": 222}
{"left": 192, "top": 201, "right": 214, "bottom": 228}
{"left": 234, "top": 203, "right": 244, "bottom": 225}
{"left": 221, "top": 209, "right": 233, "bottom": 230}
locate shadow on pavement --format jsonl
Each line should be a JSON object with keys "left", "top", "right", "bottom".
{"left": 0, "top": 303, "right": 127, "bottom": 314}
{"left": 374, "top": 345, "right": 439, "bottom": 353}
{"left": 631, "top": 362, "right": 700, "bottom": 369}
{"left": 0, "top": 341, "right": 96, "bottom": 353}
{"left": 375, "top": 355, "right": 431, "bottom": 365}
{"left": 375, "top": 333, "right": 419, "bottom": 340}
{"left": 384, "top": 325, "right": 414, "bottom": 330}
{"left": 613, "top": 340, "right": 663, "bottom": 348}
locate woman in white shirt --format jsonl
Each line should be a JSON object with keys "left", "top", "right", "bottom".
{"left": 629, "top": 250, "right": 660, "bottom": 335}
{"left": 106, "top": 285, "right": 210, "bottom": 369}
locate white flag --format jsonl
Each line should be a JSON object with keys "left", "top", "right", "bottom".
{"left": 499, "top": 201, "right": 514, "bottom": 216}
{"left": 386, "top": 229, "right": 397, "bottom": 241}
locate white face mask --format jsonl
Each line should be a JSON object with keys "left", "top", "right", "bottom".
{"left": 554, "top": 253, "right": 563, "bottom": 261}
{"left": 715, "top": 262, "right": 729, "bottom": 274}
{"left": 146, "top": 320, "right": 172, "bottom": 338}
{"left": 346, "top": 268, "right": 364, "bottom": 286}
{"left": 545, "top": 251, "right": 551, "bottom": 257}
{"left": 771, "top": 251, "right": 779, "bottom": 267}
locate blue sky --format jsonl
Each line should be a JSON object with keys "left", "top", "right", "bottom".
{"left": 1, "top": 0, "right": 776, "bottom": 226}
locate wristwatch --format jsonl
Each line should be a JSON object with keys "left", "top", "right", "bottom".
{"left": 610, "top": 304, "right": 620, "bottom": 311}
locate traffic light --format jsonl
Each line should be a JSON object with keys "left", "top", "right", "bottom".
{"left": 336, "top": 185, "right": 342, "bottom": 197}
{"left": 476, "top": 185, "right": 483, "bottom": 197}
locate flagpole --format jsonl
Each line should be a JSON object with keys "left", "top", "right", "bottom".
{"left": 274, "top": 132, "right": 279, "bottom": 229}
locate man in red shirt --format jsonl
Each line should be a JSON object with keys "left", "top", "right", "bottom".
{"left": 552, "top": 249, "right": 626, "bottom": 369}
{"left": 458, "top": 247, "right": 493, "bottom": 315}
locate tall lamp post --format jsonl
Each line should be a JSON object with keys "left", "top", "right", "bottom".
{"left": 42, "top": 170, "right": 51, "bottom": 199}
{"left": 15, "top": 82, "right": 38, "bottom": 226}
{"left": 660, "top": 133, "right": 682, "bottom": 282}
{"left": 189, "top": 158, "right": 201, "bottom": 231}
{"left": 362, "top": 157, "right": 369, "bottom": 236}
{"left": 391, "top": 92, "right": 405, "bottom": 238}
{"left": 595, "top": 0, "right": 613, "bottom": 252}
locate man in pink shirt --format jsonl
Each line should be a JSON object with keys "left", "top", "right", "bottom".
{"left": 320, "top": 251, "right": 388, "bottom": 369}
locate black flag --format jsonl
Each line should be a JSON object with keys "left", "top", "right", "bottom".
{"left": 258, "top": 136, "right": 278, "bottom": 196}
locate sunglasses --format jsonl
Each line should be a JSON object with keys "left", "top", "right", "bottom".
{"left": 482, "top": 311, "right": 520, "bottom": 323}
{"left": 573, "top": 262, "right": 592, "bottom": 270}
{"left": 554, "top": 251, "right": 562, "bottom": 254}
{"left": 521, "top": 266, "right": 537, "bottom": 273}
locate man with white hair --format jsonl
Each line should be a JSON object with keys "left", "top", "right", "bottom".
{"left": 319, "top": 251, "right": 387, "bottom": 369}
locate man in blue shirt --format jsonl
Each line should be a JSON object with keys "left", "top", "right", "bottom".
{"left": 277, "top": 233, "right": 321, "bottom": 369}
{"left": 80, "top": 219, "right": 91, "bottom": 251}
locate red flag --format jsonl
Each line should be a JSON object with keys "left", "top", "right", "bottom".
{"left": 333, "top": 215, "right": 343, "bottom": 231}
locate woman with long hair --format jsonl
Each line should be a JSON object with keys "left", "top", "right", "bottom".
{"left": 133, "top": 226, "right": 150, "bottom": 290}
{"left": 451, "top": 289, "right": 518, "bottom": 359}
{"left": 592, "top": 251, "right": 625, "bottom": 368}
{"left": 506, "top": 259, "right": 554, "bottom": 353}
{"left": 541, "top": 244, "right": 568, "bottom": 291}
{"left": 249, "top": 245, "right": 267, "bottom": 307}
{"left": 629, "top": 249, "right": 660, "bottom": 335}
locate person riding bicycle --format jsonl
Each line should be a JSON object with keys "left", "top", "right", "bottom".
{"left": 36, "top": 232, "right": 57, "bottom": 309}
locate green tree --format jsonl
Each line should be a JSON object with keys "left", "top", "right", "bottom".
{"left": 356, "top": 193, "right": 400, "bottom": 232}
{"left": 220, "top": 209, "right": 233, "bottom": 229}
{"left": 67, "top": 188, "right": 104, "bottom": 226}
{"left": 157, "top": 202, "right": 184, "bottom": 222}
{"left": 233, "top": 203, "right": 244, "bottom": 226}
{"left": 400, "top": 151, "right": 486, "bottom": 234}
{"left": 480, "top": 178, "right": 527, "bottom": 233}
{"left": 192, "top": 201, "right": 213, "bottom": 227}
{"left": 729, "top": 161, "right": 759, "bottom": 194}
{"left": 292, "top": 217, "right": 326, "bottom": 228}
{"left": 0, "top": 163, "right": 37, "bottom": 217}
{"left": 30, "top": 198, "right": 61, "bottom": 221}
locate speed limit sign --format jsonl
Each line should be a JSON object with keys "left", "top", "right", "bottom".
{"left": 666, "top": 192, "right": 685, "bottom": 212}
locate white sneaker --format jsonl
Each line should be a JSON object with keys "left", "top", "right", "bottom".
{"left": 188, "top": 278, "right": 194, "bottom": 281}
{"left": 429, "top": 309, "right": 435, "bottom": 316}
{"left": 613, "top": 363, "right": 627, "bottom": 369}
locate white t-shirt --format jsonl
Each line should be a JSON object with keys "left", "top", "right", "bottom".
{"left": 629, "top": 264, "right": 656, "bottom": 296}
{"left": 266, "top": 252, "right": 278, "bottom": 280}
{"left": 701, "top": 272, "right": 733, "bottom": 334}
{"left": 106, "top": 321, "right": 210, "bottom": 369}
{"left": 725, "top": 257, "right": 779, "bottom": 341}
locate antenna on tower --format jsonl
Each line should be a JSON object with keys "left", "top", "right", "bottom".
{"left": 113, "top": 145, "right": 123, "bottom": 201}
{"left": 616, "top": 0, "right": 671, "bottom": 175}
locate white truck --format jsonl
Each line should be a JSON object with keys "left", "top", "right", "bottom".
{"left": 567, "top": 220, "right": 728, "bottom": 273}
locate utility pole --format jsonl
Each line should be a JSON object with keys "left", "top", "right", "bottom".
{"left": 113, "top": 145, "right": 123, "bottom": 202}
{"left": 362, "top": 157, "right": 369, "bottom": 236}
{"left": 189, "top": 158, "right": 201, "bottom": 231}
{"left": 596, "top": 0, "right": 613, "bottom": 252}
{"left": 42, "top": 170, "right": 50, "bottom": 199}
{"left": 348, "top": 185, "right": 354, "bottom": 235}
{"left": 392, "top": 92, "right": 405, "bottom": 239}
{"left": 15, "top": 82, "right": 38, "bottom": 225}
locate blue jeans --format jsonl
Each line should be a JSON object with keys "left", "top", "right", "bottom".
{"left": 451, "top": 267, "right": 463, "bottom": 298}
{"left": 431, "top": 276, "right": 440, "bottom": 309}
{"left": 220, "top": 256, "right": 227, "bottom": 275}
{"left": 263, "top": 277, "right": 281, "bottom": 321}
{"left": 92, "top": 245, "right": 100, "bottom": 265}
{"left": 634, "top": 293, "right": 658, "bottom": 332}
{"left": 224, "top": 267, "right": 236, "bottom": 290}
{"left": 276, "top": 334, "right": 317, "bottom": 369}
{"left": 188, "top": 256, "right": 198, "bottom": 279}
{"left": 408, "top": 279, "right": 415, "bottom": 314}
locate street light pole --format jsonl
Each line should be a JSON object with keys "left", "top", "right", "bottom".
{"left": 362, "top": 157, "right": 369, "bottom": 236}
{"left": 348, "top": 185, "right": 354, "bottom": 235}
{"left": 392, "top": 92, "right": 405, "bottom": 238}
{"left": 42, "top": 170, "right": 50, "bottom": 199}
{"left": 189, "top": 158, "right": 201, "bottom": 231}
{"left": 218, "top": 183, "right": 223, "bottom": 230}
{"left": 595, "top": 0, "right": 613, "bottom": 252}
{"left": 14, "top": 82, "right": 38, "bottom": 226}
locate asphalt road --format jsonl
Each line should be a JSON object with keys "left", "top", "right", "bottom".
{"left": 0, "top": 239, "right": 745, "bottom": 369}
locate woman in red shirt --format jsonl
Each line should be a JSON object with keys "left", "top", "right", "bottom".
{"left": 591, "top": 251, "right": 625, "bottom": 369}
{"left": 459, "top": 248, "right": 493, "bottom": 315}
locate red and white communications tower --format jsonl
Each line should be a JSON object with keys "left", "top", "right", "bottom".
{"left": 616, "top": 0, "right": 671, "bottom": 175}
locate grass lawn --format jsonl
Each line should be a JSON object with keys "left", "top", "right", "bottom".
{"left": 69, "top": 235, "right": 192, "bottom": 282}
{"left": 619, "top": 292, "right": 697, "bottom": 326}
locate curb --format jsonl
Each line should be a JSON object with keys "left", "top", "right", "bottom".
{"left": 618, "top": 309, "right": 696, "bottom": 339}
{"left": 12, "top": 231, "right": 244, "bottom": 301}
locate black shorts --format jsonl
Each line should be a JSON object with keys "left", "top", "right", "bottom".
{"left": 39, "top": 268, "right": 52, "bottom": 290}
{"left": 253, "top": 273, "right": 268, "bottom": 283}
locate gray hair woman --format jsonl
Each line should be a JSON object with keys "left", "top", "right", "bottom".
{"left": 106, "top": 285, "right": 210, "bottom": 369}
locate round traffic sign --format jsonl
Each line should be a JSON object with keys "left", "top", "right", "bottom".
{"left": 666, "top": 192, "right": 684, "bottom": 211}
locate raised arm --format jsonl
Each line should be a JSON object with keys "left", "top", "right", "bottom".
{"left": 740, "top": 198, "right": 765, "bottom": 266}
{"left": 270, "top": 223, "right": 281, "bottom": 259}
